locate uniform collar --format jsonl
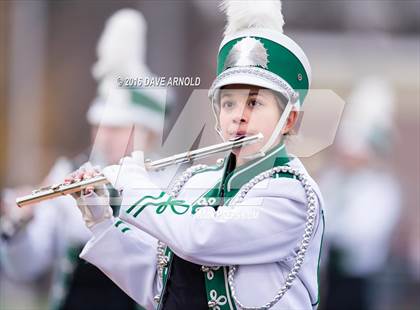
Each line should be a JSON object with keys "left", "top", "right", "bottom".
{"left": 220, "top": 143, "right": 290, "bottom": 196}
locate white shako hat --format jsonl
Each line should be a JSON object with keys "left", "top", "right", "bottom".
{"left": 209, "top": 0, "right": 311, "bottom": 156}
{"left": 87, "top": 8, "right": 169, "bottom": 133}
{"left": 337, "top": 76, "right": 395, "bottom": 157}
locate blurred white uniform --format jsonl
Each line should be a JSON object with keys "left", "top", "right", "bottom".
{"left": 321, "top": 167, "right": 400, "bottom": 276}
{"left": 321, "top": 76, "right": 401, "bottom": 310}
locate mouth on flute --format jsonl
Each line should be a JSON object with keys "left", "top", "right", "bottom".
{"left": 228, "top": 132, "right": 252, "bottom": 148}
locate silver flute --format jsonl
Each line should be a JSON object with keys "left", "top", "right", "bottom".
{"left": 16, "top": 133, "right": 263, "bottom": 207}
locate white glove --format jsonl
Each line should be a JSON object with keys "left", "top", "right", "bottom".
{"left": 66, "top": 162, "right": 113, "bottom": 229}
{"left": 76, "top": 189, "right": 113, "bottom": 229}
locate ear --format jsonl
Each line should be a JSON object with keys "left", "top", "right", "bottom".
{"left": 282, "top": 110, "right": 298, "bottom": 134}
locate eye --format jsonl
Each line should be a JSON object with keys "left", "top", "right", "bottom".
{"left": 221, "top": 100, "right": 235, "bottom": 109}
{"left": 248, "top": 99, "right": 263, "bottom": 108}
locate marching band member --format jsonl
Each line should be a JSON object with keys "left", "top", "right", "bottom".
{"left": 70, "top": 1, "right": 325, "bottom": 309}
{"left": 320, "top": 77, "right": 401, "bottom": 310}
{"left": 0, "top": 9, "right": 171, "bottom": 310}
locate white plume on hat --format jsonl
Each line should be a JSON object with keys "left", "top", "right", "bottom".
{"left": 338, "top": 76, "right": 395, "bottom": 156}
{"left": 220, "top": 0, "right": 284, "bottom": 37}
{"left": 87, "top": 8, "right": 168, "bottom": 133}
{"left": 92, "top": 8, "right": 149, "bottom": 81}
{"left": 213, "top": 0, "right": 311, "bottom": 95}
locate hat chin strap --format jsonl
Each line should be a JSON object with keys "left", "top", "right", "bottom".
{"left": 242, "top": 101, "right": 296, "bottom": 160}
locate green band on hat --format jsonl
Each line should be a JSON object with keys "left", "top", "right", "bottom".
{"left": 217, "top": 36, "right": 309, "bottom": 101}
{"left": 131, "top": 90, "right": 165, "bottom": 114}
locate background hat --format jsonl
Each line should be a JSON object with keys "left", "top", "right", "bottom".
{"left": 209, "top": 0, "right": 311, "bottom": 106}
{"left": 87, "top": 8, "right": 170, "bottom": 133}
{"left": 92, "top": 8, "right": 148, "bottom": 81}
{"left": 337, "top": 76, "right": 395, "bottom": 157}
{"left": 87, "top": 87, "right": 168, "bottom": 133}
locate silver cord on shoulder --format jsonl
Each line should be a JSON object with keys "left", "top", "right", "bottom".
{"left": 227, "top": 166, "right": 317, "bottom": 310}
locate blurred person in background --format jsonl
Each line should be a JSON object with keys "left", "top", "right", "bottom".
{"left": 320, "top": 77, "right": 401, "bottom": 310}
{"left": 0, "top": 8, "right": 172, "bottom": 310}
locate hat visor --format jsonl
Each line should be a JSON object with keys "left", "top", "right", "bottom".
{"left": 208, "top": 67, "right": 297, "bottom": 104}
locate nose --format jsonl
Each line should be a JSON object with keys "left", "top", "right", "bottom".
{"left": 231, "top": 104, "right": 250, "bottom": 124}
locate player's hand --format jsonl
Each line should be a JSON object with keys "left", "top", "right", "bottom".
{"left": 64, "top": 163, "right": 112, "bottom": 229}
{"left": 64, "top": 163, "right": 105, "bottom": 198}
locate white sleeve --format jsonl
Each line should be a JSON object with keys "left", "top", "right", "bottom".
{"left": 79, "top": 217, "right": 160, "bottom": 309}
{"left": 119, "top": 177, "right": 320, "bottom": 266}
{"left": 0, "top": 158, "right": 75, "bottom": 281}
{"left": 0, "top": 201, "right": 58, "bottom": 281}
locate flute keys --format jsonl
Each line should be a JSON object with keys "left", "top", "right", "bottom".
{"left": 51, "top": 183, "right": 61, "bottom": 191}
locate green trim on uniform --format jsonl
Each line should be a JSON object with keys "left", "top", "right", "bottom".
{"left": 126, "top": 192, "right": 166, "bottom": 214}
{"left": 127, "top": 194, "right": 190, "bottom": 217}
{"left": 217, "top": 36, "right": 309, "bottom": 101}
{"left": 127, "top": 163, "right": 224, "bottom": 218}
{"left": 131, "top": 89, "right": 165, "bottom": 114}
{"left": 50, "top": 246, "right": 80, "bottom": 310}
{"left": 195, "top": 162, "right": 226, "bottom": 174}
{"left": 154, "top": 196, "right": 190, "bottom": 215}
{"left": 193, "top": 177, "right": 225, "bottom": 210}
{"left": 114, "top": 220, "right": 124, "bottom": 227}
{"left": 203, "top": 266, "right": 237, "bottom": 310}
{"left": 312, "top": 210, "right": 325, "bottom": 307}
{"left": 222, "top": 143, "right": 292, "bottom": 194}
{"left": 114, "top": 218, "right": 133, "bottom": 233}
{"left": 157, "top": 245, "right": 174, "bottom": 310}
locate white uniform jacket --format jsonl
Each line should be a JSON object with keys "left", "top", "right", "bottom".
{"left": 80, "top": 144, "right": 325, "bottom": 309}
